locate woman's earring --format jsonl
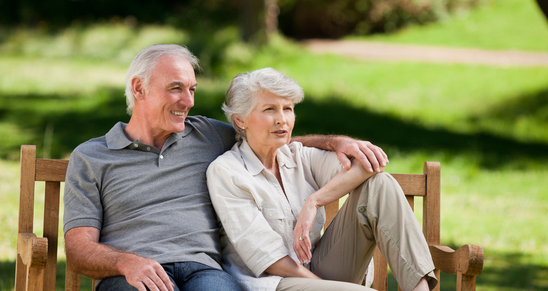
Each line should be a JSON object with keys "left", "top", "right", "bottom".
{"left": 241, "top": 126, "right": 245, "bottom": 130}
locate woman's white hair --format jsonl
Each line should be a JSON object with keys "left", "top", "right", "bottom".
{"left": 125, "top": 44, "right": 200, "bottom": 115}
{"left": 223, "top": 67, "right": 304, "bottom": 143}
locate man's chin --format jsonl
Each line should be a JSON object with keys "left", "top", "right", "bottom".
{"left": 167, "top": 123, "right": 186, "bottom": 134}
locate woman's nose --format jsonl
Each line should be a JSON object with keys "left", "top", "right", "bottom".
{"left": 276, "top": 111, "right": 288, "bottom": 125}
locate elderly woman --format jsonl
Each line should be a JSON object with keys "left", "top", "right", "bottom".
{"left": 206, "top": 68, "right": 437, "bottom": 291}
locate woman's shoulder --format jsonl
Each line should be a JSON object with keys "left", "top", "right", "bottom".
{"left": 207, "top": 143, "right": 244, "bottom": 172}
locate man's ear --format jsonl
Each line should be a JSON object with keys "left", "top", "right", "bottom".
{"left": 131, "top": 77, "right": 145, "bottom": 99}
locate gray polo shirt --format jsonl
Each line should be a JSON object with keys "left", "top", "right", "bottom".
{"left": 63, "top": 116, "right": 236, "bottom": 269}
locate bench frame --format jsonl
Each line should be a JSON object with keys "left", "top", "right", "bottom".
{"left": 15, "top": 145, "right": 483, "bottom": 291}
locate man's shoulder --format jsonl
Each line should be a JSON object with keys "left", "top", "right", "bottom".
{"left": 185, "top": 116, "right": 231, "bottom": 132}
{"left": 73, "top": 135, "right": 108, "bottom": 154}
{"left": 71, "top": 122, "right": 124, "bottom": 158}
{"left": 185, "top": 116, "right": 236, "bottom": 150}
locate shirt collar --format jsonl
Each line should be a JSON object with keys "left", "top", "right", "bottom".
{"left": 105, "top": 121, "right": 193, "bottom": 151}
{"left": 238, "top": 140, "right": 297, "bottom": 176}
{"left": 106, "top": 122, "right": 133, "bottom": 150}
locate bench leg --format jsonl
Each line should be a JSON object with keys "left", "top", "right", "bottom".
{"left": 26, "top": 265, "right": 45, "bottom": 291}
{"left": 457, "top": 272, "right": 476, "bottom": 291}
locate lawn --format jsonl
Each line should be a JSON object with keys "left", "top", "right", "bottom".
{"left": 1, "top": 0, "right": 548, "bottom": 290}
{"left": 351, "top": 0, "right": 548, "bottom": 52}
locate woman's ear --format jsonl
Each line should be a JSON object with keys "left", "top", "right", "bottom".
{"left": 235, "top": 116, "right": 246, "bottom": 129}
{"left": 131, "top": 77, "right": 145, "bottom": 100}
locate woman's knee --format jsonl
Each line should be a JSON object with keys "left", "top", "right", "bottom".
{"left": 357, "top": 172, "right": 407, "bottom": 213}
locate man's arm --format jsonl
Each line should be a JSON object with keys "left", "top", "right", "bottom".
{"left": 291, "top": 135, "right": 388, "bottom": 173}
{"left": 65, "top": 227, "right": 174, "bottom": 291}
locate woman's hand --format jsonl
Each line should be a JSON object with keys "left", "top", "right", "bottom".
{"left": 293, "top": 198, "right": 318, "bottom": 264}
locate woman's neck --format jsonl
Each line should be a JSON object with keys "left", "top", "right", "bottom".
{"left": 246, "top": 140, "right": 279, "bottom": 170}
{"left": 246, "top": 141, "right": 285, "bottom": 194}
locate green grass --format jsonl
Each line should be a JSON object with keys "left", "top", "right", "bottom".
{"left": 2, "top": 1, "right": 548, "bottom": 289}
{"left": 350, "top": 0, "right": 548, "bottom": 51}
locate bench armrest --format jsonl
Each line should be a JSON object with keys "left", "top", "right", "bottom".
{"left": 17, "top": 232, "right": 48, "bottom": 268}
{"left": 429, "top": 244, "right": 484, "bottom": 276}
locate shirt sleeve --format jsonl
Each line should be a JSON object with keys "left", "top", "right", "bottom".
{"left": 298, "top": 145, "right": 343, "bottom": 188}
{"left": 207, "top": 158, "right": 288, "bottom": 277}
{"left": 63, "top": 146, "right": 104, "bottom": 234}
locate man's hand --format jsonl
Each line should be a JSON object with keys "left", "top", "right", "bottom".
{"left": 118, "top": 254, "right": 174, "bottom": 291}
{"left": 334, "top": 137, "right": 388, "bottom": 173}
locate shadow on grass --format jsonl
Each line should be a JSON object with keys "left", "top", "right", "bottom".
{"left": 1, "top": 86, "right": 548, "bottom": 169}
{"left": 0, "top": 86, "right": 226, "bottom": 160}
{"left": 0, "top": 88, "right": 130, "bottom": 159}
{"left": 294, "top": 94, "right": 548, "bottom": 170}
{"left": 480, "top": 87, "right": 548, "bottom": 122}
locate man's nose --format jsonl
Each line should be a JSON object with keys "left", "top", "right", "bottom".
{"left": 179, "top": 90, "right": 194, "bottom": 107}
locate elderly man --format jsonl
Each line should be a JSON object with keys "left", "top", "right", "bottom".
{"left": 63, "top": 44, "right": 388, "bottom": 291}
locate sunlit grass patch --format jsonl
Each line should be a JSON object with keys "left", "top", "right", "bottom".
{"left": 351, "top": 0, "right": 548, "bottom": 52}
{"left": 0, "top": 55, "right": 127, "bottom": 95}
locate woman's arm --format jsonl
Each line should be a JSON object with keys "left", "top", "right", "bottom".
{"left": 293, "top": 158, "right": 383, "bottom": 263}
{"left": 265, "top": 256, "right": 320, "bottom": 279}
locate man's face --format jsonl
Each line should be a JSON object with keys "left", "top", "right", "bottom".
{"left": 141, "top": 55, "right": 197, "bottom": 135}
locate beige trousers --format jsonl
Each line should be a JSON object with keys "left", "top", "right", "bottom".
{"left": 277, "top": 173, "right": 437, "bottom": 291}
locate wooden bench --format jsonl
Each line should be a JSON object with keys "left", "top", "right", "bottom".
{"left": 15, "top": 145, "right": 483, "bottom": 291}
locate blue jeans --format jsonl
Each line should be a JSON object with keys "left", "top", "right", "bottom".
{"left": 96, "top": 261, "right": 241, "bottom": 291}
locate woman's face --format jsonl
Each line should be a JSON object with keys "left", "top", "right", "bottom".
{"left": 239, "top": 90, "right": 295, "bottom": 155}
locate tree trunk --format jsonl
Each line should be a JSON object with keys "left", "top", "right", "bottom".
{"left": 240, "top": 0, "right": 279, "bottom": 45}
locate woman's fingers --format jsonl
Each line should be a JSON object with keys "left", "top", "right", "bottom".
{"left": 294, "top": 233, "right": 312, "bottom": 264}
{"left": 293, "top": 200, "right": 317, "bottom": 263}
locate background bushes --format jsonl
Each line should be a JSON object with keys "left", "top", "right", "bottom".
{"left": 0, "top": 0, "right": 487, "bottom": 39}
{"left": 278, "top": 0, "right": 488, "bottom": 38}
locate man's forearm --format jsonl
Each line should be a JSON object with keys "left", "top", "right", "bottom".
{"left": 292, "top": 134, "right": 388, "bottom": 172}
{"left": 66, "top": 232, "right": 130, "bottom": 279}
{"left": 291, "top": 135, "right": 345, "bottom": 151}
{"left": 66, "top": 227, "right": 173, "bottom": 290}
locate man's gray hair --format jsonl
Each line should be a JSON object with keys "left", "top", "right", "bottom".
{"left": 223, "top": 67, "right": 304, "bottom": 143}
{"left": 125, "top": 44, "right": 200, "bottom": 115}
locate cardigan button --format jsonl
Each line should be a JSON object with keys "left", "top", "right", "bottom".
{"left": 358, "top": 206, "right": 366, "bottom": 213}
